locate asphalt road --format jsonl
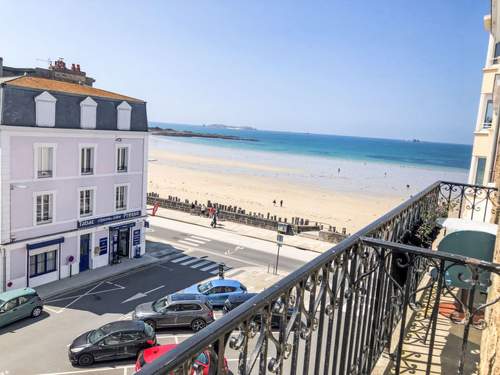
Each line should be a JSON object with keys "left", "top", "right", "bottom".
{"left": 148, "top": 224, "right": 309, "bottom": 273}
{"left": 0, "top": 225, "right": 312, "bottom": 374}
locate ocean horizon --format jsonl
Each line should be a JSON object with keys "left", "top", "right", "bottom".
{"left": 150, "top": 122, "right": 472, "bottom": 171}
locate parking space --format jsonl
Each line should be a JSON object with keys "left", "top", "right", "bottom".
{"left": 0, "top": 261, "right": 217, "bottom": 375}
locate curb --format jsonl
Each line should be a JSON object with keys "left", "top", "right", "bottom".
{"left": 38, "top": 257, "right": 160, "bottom": 301}
{"left": 149, "top": 213, "right": 323, "bottom": 254}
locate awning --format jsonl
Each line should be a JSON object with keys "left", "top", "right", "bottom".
{"left": 26, "top": 237, "right": 65, "bottom": 251}
{"left": 109, "top": 222, "right": 136, "bottom": 231}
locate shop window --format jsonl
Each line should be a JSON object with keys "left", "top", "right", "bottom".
{"left": 29, "top": 250, "right": 57, "bottom": 277}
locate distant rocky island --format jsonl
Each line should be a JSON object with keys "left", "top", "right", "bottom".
{"left": 148, "top": 126, "right": 258, "bottom": 142}
{"left": 202, "top": 124, "right": 257, "bottom": 130}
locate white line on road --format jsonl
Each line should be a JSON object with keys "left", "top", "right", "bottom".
{"left": 180, "top": 257, "right": 204, "bottom": 266}
{"left": 38, "top": 365, "right": 135, "bottom": 375}
{"left": 190, "top": 235, "right": 211, "bottom": 241}
{"left": 189, "top": 260, "right": 211, "bottom": 269}
{"left": 171, "top": 255, "right": 192, "bottom": 263}
{"left": 177, "top": 239, "right": 199, "bottom": 247}
{"left": 145, "top": 285, "right": 165, "bottom": 294}
{"left": 183, "top": 237, "right": 206, "bottom": 244}
{"left": 199, "top": 263, "right": 218, "bottom": 271}
{"left": 48, "top": 281, "right": 105, "bottom": 314}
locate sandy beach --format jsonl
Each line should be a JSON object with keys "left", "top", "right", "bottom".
{"left": 147, "top": 136, "right": 468, "bottom": 233}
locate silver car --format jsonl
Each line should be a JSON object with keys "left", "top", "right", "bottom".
{"left": 132, "top": 293, "right": 214, "bottom": 332}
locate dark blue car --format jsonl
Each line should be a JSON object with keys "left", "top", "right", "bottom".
{"left": 179, "top": 279, "right": 247, "bottom": 307}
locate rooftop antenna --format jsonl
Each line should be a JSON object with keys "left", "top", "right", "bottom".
{"left": 36, "top": 57, "right": 52, "bottom": 67}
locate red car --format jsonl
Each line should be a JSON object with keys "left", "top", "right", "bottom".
{"left": 135, "top": 344, "right": 232, "bottom": 374}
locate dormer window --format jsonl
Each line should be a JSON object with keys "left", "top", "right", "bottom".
{"left": 80, "top": 97, "right": 97, "bottom": 129}
{"left": 117, "top": 101, "right": 131, "bottom": 130}
{"left": 35, "top": 91, "right": 57, "bottom": 127}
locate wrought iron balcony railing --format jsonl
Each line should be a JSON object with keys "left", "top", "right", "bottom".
{"left": 140, "top": 181, "right": 500, "bottom": 375}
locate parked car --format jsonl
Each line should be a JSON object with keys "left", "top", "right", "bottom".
{"left": 68, "top": 320, "right": 156, "bottom": 367}
{"left": 135, "top": 344, "right": 232, "bottom": 374}
{"left": 0, "top": 287, "right": 43, "bottom": 328}
{"left": 132, "top": 293, "right": 214, "bottom": 332}
{"left": 179, "top": 279, "right": 247, "bottom": 307}
{"left": 223, "top": 294, "right": 294, "bottom": 329}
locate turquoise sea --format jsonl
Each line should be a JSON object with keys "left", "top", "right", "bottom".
{"left": 150, "top": 122, "right": 472, "bottom": 171}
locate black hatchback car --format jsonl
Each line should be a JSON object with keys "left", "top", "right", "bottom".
{"left": 68, "top": 320, "right": 156, "bottom": 366}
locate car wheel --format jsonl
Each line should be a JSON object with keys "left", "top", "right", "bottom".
{"left": 144, "top": 319, "right": 156, "bottom": 330}
{"left": 31, "top": 306, "right": 42, "bottom": 318}
{"left": 191, "top": 318, "right": 206, "bottom": 332}
{"left": 77, "top": 353, "right": 94, "bottom": 367}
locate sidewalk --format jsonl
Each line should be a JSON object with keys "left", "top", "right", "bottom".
{"left": 35, "top": 254, "right": 158, "bottom": 300}
{"left": 148, "top": 206, "right": 333, "bottom": 253}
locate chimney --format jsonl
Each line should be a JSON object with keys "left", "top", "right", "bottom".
{"left": 0, "top": 57, "right": 3, "bottom": 77}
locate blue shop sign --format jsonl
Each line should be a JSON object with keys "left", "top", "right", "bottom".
{"left": 78, "top": 210, "right": 141, "bottom": 228}
{"left": 99, "top": 238, "right": 108, "bottom": 255}
{"left": 133, "top": 229, "right": 141, "bottom": 246}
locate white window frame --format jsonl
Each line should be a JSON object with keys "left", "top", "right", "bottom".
{"left": 80, "top": 96, "right": 97, "bottom": 129}
{"left": 78, "top": 186, "right": 97, "bottom": 219}
{"left": 35, "top": 91, "right": 57, "bottom": 127}
{"left": 114, "top": 183, "right": 129, "bottom": 212}
{"left": 34, "top": 143, "right": 57, "bottom": 179}
{"left": 78, "top": 144, "right": 97, "bottom": 176}
{"left": 115, "top": 144, "right": 130, "bottom": 173}
{"left": 33, "top": 191, "right": 56, "bottom": 226}
{"left": 117, "top": 101, "right": 132, "bottom": 130}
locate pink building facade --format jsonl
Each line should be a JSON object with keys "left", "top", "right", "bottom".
{"left": 0, "top": 76, "right": 148, "bottom": 290}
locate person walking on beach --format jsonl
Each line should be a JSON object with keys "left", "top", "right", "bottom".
{"left": 337, "top": 167, "right": 341, "bottom": 175}
{"left": 273, "top": 199, "right": 276, "bottom": 206}
{"left": 280, "top": 200, "right": 283, "bottom": 207}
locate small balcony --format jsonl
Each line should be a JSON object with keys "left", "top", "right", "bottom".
{"left": 139, "top": 181, "right": 500, "bottom": 375}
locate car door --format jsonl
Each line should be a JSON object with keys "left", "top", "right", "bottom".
{"left": 177, "top": 303, "right": 200, "bottom": 326}
{"left": 212, "top": 286, "right": 229, "bottom": 306}
{"left": 158, "top": 304, "right": 179, "bottom": 327}
{"left": 0, "top": 298, "right": 20, "bottom": 326}
{"left": 17, "top": 295, "right": 34, "bottom": 319}
{"left": 94, "top": 333, "right": 124, "bottom": 361}
{"left": 120, "top": 330, "right": 143, "bottom": 358}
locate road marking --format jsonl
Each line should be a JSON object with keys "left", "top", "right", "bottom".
{"left": 199, "top": 263, "right": 218, "bottom": 271}
{"left": 180, "top": 257, "right": 203, "bottom": 266}
{"left": 47, "top": 281, "right": 106, "bottom": 314}
{"left": 183, "top": 237, "right": 206, "bottom": 244}
{"left": 177, "top": 239, "right": 199, "bottom": 247}
{"left": 171, "top": 255, "right": 192, "bottom": 263}
{"left": 190, "top": 235, "right": 211, "bottom": 241}
{"left": 38, "top": 365, "right": 135, "bottom": 375}
{"left": 45, "top": 283, "right": 126, "bottom": 303}
{"left": 122, "top": 285, "right": 165, "bottom": 303}
{"left": 190, "top": 260, "right": 211, "bottom": 269}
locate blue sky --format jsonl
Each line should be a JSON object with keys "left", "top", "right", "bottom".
{"left": 0, "top": 0, "right": 490, "bottom": 144}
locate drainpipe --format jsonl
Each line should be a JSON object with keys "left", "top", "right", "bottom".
{"left": 1, "top": 247, "right": 6, "bottom": 292}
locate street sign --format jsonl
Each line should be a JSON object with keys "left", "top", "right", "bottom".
{"left": 277, "top": 234, "right": 284, "bottom": 245}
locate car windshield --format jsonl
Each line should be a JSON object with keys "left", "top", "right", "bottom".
{"left": 198, "top": 282, "right": 212, "bottom": 294}
{"left": 88, "top": 324, "right": 113, "bottom": 344}
{"left": 153, "top": 297, "right": 168, "bottom": 312}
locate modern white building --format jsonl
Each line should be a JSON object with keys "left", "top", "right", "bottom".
{"left": 0, "top": 64, "right": 148, "bottom": 291}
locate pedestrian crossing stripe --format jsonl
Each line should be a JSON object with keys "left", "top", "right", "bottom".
{"left": 190, "top": 235, "right": 211, "bottom": 241}
{"left": 183, "top": 237, "right": 206, "bottom": 244}
{"left": 189, "top": 260, "right": 212, "bottom": 269}
{"left": 199, "top": 263, "right": 219, "bottom": 271}
{"left": 177, "top": 239, "right": 200, "bottom": 247}
{"left": 180, "top": 257, "right": 203, "bottom": 266}
{"left": 171, "top": 255, "right": 192, "bottom": 263}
